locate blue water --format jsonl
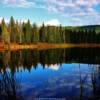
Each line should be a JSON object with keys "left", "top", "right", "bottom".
{"left": 9, "top": 63, "right": 99, "bottom": 99}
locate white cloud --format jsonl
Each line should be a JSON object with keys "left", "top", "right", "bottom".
{"left": 0, "top": 0, "right": 100, "bottom": 25}
{"left": 71, "top": 18, "right": 81, "bottom": 22}
{"left": 46, "top": 0, "right": 100, "bottom": 16}
{"left": 45, "top": 0, "right": 100, "bottom": 25}
{"left": 45, "top": 19, "right": 60, "bottom": 26}
{"left": 45, "top": 64, "right": 60, "bottom": 71}
{"left": 2, "top": 0, "right": 35, "bottom": 8}
{"left": 97, "top": 22, "right": 100, "bottom": 25}
{"left": 49, "top": 64, "right": 60, "bottom": 71}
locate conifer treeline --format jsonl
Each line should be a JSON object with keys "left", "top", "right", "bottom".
{"left": 0, "top": 16, "right": 99, "bottom": 44}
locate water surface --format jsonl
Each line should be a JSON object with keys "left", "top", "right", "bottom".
{"left": 0, "top": 48, "right": 100, "bottom": 100}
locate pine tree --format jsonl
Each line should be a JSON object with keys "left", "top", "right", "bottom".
{"left": 32, "top": 23, "right": 39, "bottom": 43}
{"left": 9, "top": 16, "right": 15, "bottom": 43}
{"left": 1, "top": 18, "right": 10, "bottom": 44}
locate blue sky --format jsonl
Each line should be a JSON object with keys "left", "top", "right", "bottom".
{"left": 0, "top": 0, "right": 100, "bottom": 26}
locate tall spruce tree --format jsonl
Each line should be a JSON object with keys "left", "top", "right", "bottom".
{"left": 1, "top": 18, "right": 10, "bottom": 44}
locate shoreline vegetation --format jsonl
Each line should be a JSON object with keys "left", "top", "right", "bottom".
{"left": 0, "top": 16, "right": 100, "bottom": 51}
{"left": 0, "top": 43, "right": 100, "bottom": 51}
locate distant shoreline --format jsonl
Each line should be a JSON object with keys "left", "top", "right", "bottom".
{"left": 0, "top": 43, "right": 100, "bottom": 51}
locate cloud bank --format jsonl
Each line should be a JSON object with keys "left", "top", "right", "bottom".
{"left": 0, "top": 0, "right": 100, "bottom": 25}
{"left": 46, "top": 0, "right": 100, "bottom": 25}
{"left": 45, "top": 19, "right": 60, "bottom": 26}
{"left": 0, "top": 0, "right": 35, "bottom": 7}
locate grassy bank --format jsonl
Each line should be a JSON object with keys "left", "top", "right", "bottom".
{"left": 0, "top": 43, "right": 100, "bottom": 51}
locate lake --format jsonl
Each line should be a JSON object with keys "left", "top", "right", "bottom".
{"left": 0, "top": 48, "right": 100, "bottom": 100}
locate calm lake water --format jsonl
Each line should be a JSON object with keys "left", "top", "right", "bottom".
{"left": 0, "top": 48, "right": 100, "bottom": 100}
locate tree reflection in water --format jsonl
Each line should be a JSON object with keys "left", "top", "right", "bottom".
{"left": 0, "top": 69, "right": 21, "bottom": 100}
{"left": 0, "top": 48, "right": 100, "bottom": 99}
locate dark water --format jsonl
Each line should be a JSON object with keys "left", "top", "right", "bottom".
{"left": 0, "top": 48, "right": 100, "bottom": 100}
